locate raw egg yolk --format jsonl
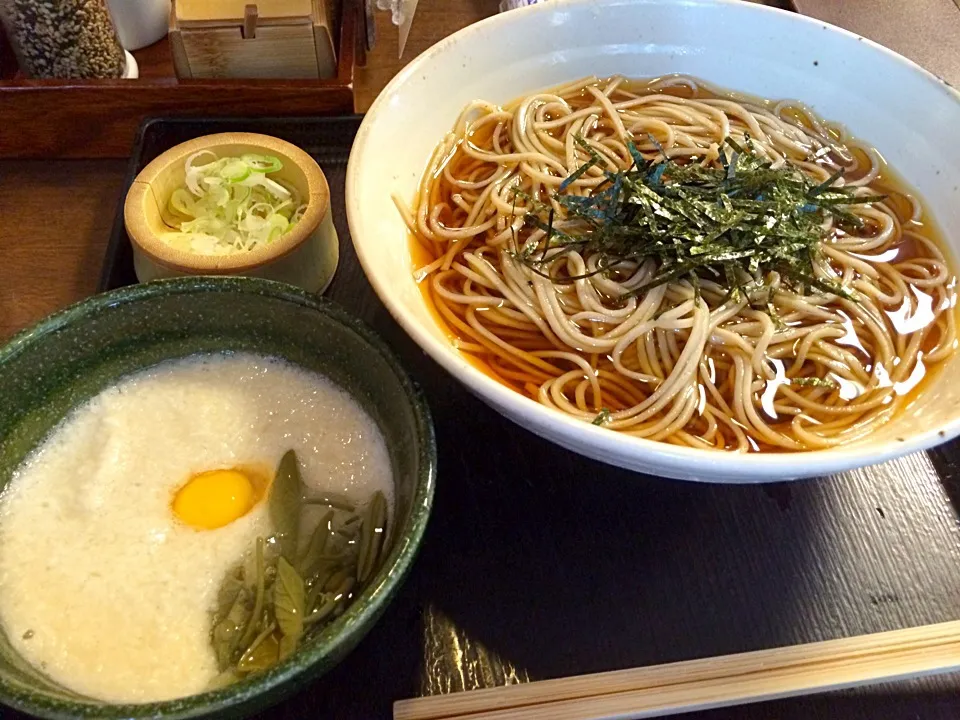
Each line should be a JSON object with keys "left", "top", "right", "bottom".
{"left": 173, "top": 469, "right": 256, "bottom": 530}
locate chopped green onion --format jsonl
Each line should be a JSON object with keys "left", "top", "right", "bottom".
{"left": 267, "top": 214, "right": 289, "bottom": 237}
{"left": 164, "top": 151, "right": 307, "bottom": 255}
{"left": 241, "top": 154, "right": 283, "bottom": 173}
{"left": 220, "top": 159, "right": 251, "bottom": 183}
{"left": 169, "top": 188, "right": 195, "bottom": 217}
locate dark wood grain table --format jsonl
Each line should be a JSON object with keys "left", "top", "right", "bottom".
{"left": 0, "top": 161, "right": 126, "bottom": 341}
{"left": 3, "top": 110, "right": 960, "bottom": 719}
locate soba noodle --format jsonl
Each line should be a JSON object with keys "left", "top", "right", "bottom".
{"left": 404, "top": 75, "right": 958, "bottom": 452}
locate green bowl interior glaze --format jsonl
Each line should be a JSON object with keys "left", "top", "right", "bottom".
{"left": 0, "top": 277, "right": 436, "bottom": 720}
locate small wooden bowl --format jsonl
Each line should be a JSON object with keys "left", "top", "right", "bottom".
{"left": 124, "top": 132, "right": 339, "bottom": 293}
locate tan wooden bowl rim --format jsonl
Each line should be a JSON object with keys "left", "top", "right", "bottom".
{"left": 124, "top": 132, "right": 329, "bottom": 273}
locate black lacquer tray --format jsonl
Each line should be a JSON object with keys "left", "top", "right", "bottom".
{"left": 51, "top": 116, "right": 960, "bottom": 720}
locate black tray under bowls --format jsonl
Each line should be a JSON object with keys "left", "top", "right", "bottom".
{"left": 75, "top": 117, "right": 960, "bottom": 720}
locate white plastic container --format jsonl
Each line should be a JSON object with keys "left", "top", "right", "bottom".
{"left": 106, "top": 0, "right": 171, "bottom": 51}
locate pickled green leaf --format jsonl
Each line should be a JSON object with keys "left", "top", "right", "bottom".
{"left": 357, "top": 491, "right": 388, "bottom": 583}
{"left": 324, "top": 531, "right": 352, "bottom": 559}
{"left": 304, "top": 581, "right": 323, "bottom": 612}
{"left": 336, "top": 513, "right": 363, "bottom": 539}
{"left": 270, "top": 450, "right": 304, "bottom": 560}
{"left": 302, "top": 493, "right": 355, "bottom": 512}
{"left": 274, "top": 556, "right": 305, "bottom": 642}
{"left": 212, "top": 586, "right": 251, "bottom": 671}
{"left": 278, "top": 633, "right": 297, "bottom": 662}
{"left": 237, "top": 624, "right": 279, "bottom": 674}
{"left": 208, "top": 669, "right": 241, "bottom": 690}
{"left": 322, "top": 568, "right": 350, "bottom": 593}
{"left": 298, "top": 510, "right": 333, "bottom": 576}
{"left": 331, "top": 574, "right": 355, "bottom": 602}
{"left": 216, "top": 566, "right": 246, "bottom": 617}
{"left": 210, "top": 461, "right": 388, "bottom": 679}
{"left": 304, "top": 595, "right": 337, "bottom": 625}
{"left": 237, "top": 537, "right": 266, "bottom": 651}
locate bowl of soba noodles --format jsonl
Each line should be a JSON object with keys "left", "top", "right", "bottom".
{"left": 346, "top": 0, "right": 960, "bottom": 481}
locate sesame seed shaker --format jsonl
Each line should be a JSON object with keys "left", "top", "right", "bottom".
{"left": 0, "top": 0, "right": 126, "bottom": 78}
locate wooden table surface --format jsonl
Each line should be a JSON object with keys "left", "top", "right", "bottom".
{"left": 0, "top": 161, "right": 126, "bottom": 341}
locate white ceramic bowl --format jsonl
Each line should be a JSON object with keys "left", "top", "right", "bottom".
{"left": 347, "top": 0, "right": 960, "bottom": 482}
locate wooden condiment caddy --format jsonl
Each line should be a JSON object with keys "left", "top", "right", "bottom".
{"left": 0, "top": 0, "right": 359, "bottom": 158}
{"left": 170, "top": 0, "right": 338, "bottom": 79}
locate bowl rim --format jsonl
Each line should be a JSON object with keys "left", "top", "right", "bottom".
{"left": 346, "top": 0, "right": 960, "bottom": 481}
{"left": 123, "top": 133, "right": 331, "bottom": 274}
{"left": 0, "top": 276, "right": 437, "bottom": 719}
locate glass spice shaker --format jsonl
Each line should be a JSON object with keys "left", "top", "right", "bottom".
{"left": 0, "top": 0, "right": 127, "bottom": 78}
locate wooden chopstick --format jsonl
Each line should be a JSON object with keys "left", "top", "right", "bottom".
{"left": 394, "top": 620, "right": 960, "bottom": 720}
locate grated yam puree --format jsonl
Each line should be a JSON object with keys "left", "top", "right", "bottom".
{"left": 0, "top": 354, "right": 393, "bottom": 703}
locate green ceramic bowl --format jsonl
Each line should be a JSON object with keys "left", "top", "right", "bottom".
{"left": 0, "top": 277, "right": 436, "bottom": 719}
